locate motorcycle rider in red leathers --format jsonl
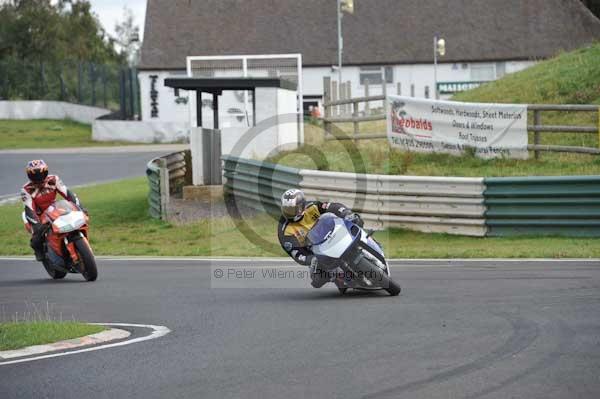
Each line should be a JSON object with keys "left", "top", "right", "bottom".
{"left": 21, "top": 160, "right": 83, "bottom": 261}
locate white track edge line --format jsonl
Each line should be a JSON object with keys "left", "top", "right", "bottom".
{"left": 0, "top": 256, "right": 598, "bottom": 262}
{"left": 0, "top": 323, "right": 170, "bottom": 366}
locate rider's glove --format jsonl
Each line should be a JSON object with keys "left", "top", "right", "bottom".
{"left": 345, "top": 213, "right": 364, "bottom": 227}
{"left": 32, "top": 222, "right": 50, "bottom": 234}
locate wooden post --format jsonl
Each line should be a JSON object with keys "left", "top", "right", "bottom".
{"left": 340, "top": 82, "right": 345, "bottom": 116}
{"left": 410, "top": 84, "right": 415, "bottom": 97}
{"left": 345, "top": 81, "right": 351, "bottom": 116}
{"left": 332, "top": 80, "right": 338, "bottom": 117}
{"left": 323, "top": 76, "right": 331, "bottom": 137}
{"left": 339, "top": 81, "right": 346, "bottom": 115}
{"left": 364, "top": 79, "right": 370, "bottom": 115}
{"left": 382, "top": 82, "right": 388, "bottom": 116}
{"left": 341, "top": 82, "right": 346, "bottom": 115}
{"left": 353, "top": 101, "right": 359, "bottom": 142}
{"left": 534, "top": 109, "right": 541, "bottom": 160}
{"left": 397, "top": 82, "right": 402, "bottom": 95}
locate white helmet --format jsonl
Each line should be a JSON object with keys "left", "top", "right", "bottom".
{"left": 281, "top": 189, "right": 306, "bottom": 222}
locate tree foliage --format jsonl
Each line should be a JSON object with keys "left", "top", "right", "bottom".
{"left": 114, "top": 6, "right": 141, "bottom": 66}
{"left": 0, "top": 0, "right": 124, "bottom": 64}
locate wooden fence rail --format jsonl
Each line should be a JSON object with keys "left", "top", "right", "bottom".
{"left": 321, "top": 77, "right": 600, "bottom": 156}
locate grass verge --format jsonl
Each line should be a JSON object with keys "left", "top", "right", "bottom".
{"left": 270, "top": 124, "right": 600, "bottom": 177}
{"left": 270, "top": 44, "right": 600, "bottom": 177}
{"left": 0, "top": 321, "right": 105, "bottom": 351}
{"left": 0, "top": 177, "right": 598, "bottom": 258}
{"left": 0, "top": 119, "right": 144, "bottom": 149}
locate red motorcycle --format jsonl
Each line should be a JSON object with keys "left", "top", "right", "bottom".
{"left": 23, "top": 200, "right": 98, "bottom": 281}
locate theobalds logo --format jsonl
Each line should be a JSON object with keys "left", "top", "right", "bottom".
{"left": 390, "top": 100, "right": 433, "bottom": 137}
{"left": 394, "top": 116, "right": 433, "bottom": 131}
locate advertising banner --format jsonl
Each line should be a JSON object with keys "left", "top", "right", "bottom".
{"left": 387, "top": 95, "right": 528, "bottom": 159}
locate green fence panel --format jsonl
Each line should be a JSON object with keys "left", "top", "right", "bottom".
{"left": 222, "top": 156, "right": 302, "bottom": 215}
{"left": 484, "top": 176, "right": 600, "bottom": 236}
{"left": 146, "top": 160, "right": 162, "bottom": 219}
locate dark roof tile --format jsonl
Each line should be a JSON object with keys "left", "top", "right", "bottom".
{"left": 140, "top": 0, "right": 600, "bottom": 69}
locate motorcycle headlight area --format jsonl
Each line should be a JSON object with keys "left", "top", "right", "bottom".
{"left": 53, "top": 211, "right": 86, "bottom": 233}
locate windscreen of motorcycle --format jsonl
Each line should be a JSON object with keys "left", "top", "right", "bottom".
{"left": 45, "top": 200, "right": 73, "bottom": 221}
{"left": 52, "top": 211, "right": 86, "bottom": 233}
{"left": 308, "top": 214, "right": 354, "bottom": 259}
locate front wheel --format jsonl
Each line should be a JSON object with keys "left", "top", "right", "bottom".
{"left": 42, "top": 260, "right": 67, "bottom": 279}
{"left": 74, "top": 239, "right": 98, "bottom": 281}
{"left": 354, "top": 255, "right": 401, "bottom": 296}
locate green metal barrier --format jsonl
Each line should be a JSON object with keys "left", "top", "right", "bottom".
{"left": 146, "top": 159, "right": 163, "bottom": 219}
{"left": 222, "top": 156, "right": 302, "bottom": 215}
{"left": 146, "top": 151, "right": 190, "bottom": 220}
{"left": 484, "top": 175, "right": 600, "bottom": 236}
{"left": 223, "top": 157, "right": 600, "bottom": 237}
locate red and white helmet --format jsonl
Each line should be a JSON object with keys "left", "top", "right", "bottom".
{"left": 26, "top": 159, "right": 48, "bottom": 183}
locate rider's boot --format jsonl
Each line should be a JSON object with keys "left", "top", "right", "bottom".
{"left": 310, "top": 262, "right": 329, "bottom": 288}
{"left": 30, "top": 238, "right": 45, "bottom": 261}
{"left": 310, "top": 273, "right": 329, "bottom": 288}
{"left": 33, "top": 246, "right": 44, "bottom": 261}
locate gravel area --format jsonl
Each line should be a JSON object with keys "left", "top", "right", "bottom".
{"left": 166, "top": 195, "right": 259, "bottom": 224}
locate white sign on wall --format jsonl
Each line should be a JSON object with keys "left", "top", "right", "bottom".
{"left": 386, "top": 95, "right": 528, "bottom": 159}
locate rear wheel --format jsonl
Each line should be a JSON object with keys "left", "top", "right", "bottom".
{"left": 354, "top": 255, "right": 401, "bottom": 296}
{"left": 42, "top": 260, "right": 67, "bottom": 279}
{"left": 74, "top": 239, "right": 98, "bottom": 281}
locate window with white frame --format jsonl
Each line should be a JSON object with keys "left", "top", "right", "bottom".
{"left": 384, "top": 66, "right": 393, "bottom": 83}
{"left": 360, "top": 66, "right": 382, "bottom": 84}
{"left": 359, "top": 66, "right": 393, "bottom": 85}
{"left": 471, "top": 64, "right": 495, "bottom": 81}
{"left": 495, "top": 62, "right": 506, "bottom": 78}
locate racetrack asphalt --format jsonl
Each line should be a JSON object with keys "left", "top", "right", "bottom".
{"left": 1, "top": 258, "right": 599, "bottom": 399}
{"left": 0, "top": 148, "right": 177, "bottom": 197}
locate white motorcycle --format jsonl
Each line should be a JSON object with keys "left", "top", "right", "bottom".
{"left": 307, "top": 213, "right": 401, "bottom": 296}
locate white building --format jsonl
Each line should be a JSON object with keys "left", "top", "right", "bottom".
{"left": 138, "top": 0, "right": 600, "bottom": 125}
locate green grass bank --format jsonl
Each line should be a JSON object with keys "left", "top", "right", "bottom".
{"left": 0, "top": 322, "right": 105, "bottom": 351}
{"left": 0, "top": 178, "right": 598, "bottom": 258}
{"left": 0, "top": 119, "right": 141, "bottom": 149}
{"left": 269, "top": 43, "right": 600, "bottom": 177}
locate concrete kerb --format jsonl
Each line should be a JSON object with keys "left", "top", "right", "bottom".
{"left": 0, "top": 328, "right": 131, "bottom": 360}
{"left": 0, "top": 323, "right": 171, "bottom": 366}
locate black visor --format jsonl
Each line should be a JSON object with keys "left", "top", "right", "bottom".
{"left": 27, "top": 170, "right": 48, "bottom": 183}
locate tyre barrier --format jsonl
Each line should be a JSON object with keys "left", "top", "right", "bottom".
{"left": 484, "top": 175, "right": 600, "bottom": 237}
{"left": 222, "top": 156, "right": 485, "bottom": 236}
{"left": 222, "top": 156, "right": 600, "bottom": 237}
{"left": 146, "top": 150, "right": 190, "bottom": 220}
